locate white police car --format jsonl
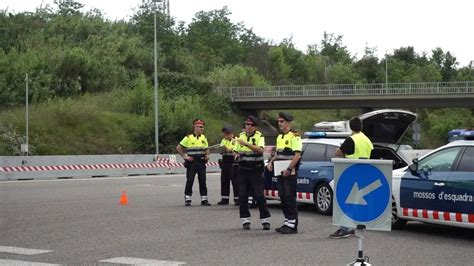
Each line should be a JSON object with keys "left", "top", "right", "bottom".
{"left": 392, "top": 139, "right": 474, "bottom": 229}
{"left": 264, "top": 109, "right": 416, "bottom": 215}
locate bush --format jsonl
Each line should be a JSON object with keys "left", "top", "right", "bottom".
{"left": 0, "top": 123, "right": 26, "bottom": 155}
{"left": 422, "top": 108, "right": 474, "bottom": 147}
{"left": 159, "top": 72, "right": 212, "bottom": 99}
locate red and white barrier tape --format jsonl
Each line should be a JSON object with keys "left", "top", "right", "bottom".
{"left": 402, "top": 207, "right": 474, "bottom": 224}
{"left": 0, "top": 159, "right": 219, "bottom": 173}
{"left": 264, "top": 189, "right": 279, "bottom": 198}
{"left": 264, "top": 189, "right": 313, "bottom": 202}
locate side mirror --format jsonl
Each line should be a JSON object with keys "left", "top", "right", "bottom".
{"left": 408, "top": 158, "right": 419, "bottom": 174}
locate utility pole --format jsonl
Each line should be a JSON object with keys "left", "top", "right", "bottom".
{"left": 154, "top": 1, "right": 159, "bottom": 155}
{"left": 385, "top": 51, "right": 388, "bottom": 89}
{"left": 24, "top": 74, "right": 29, "bottom": 156}
{"left": 164, "top": 0, "right": 170, "bottom": 18}
{"left": 385, "top": 49, "right": 395, "bottom": 89}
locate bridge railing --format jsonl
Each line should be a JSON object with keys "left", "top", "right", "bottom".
{"left": 216, "top": 81, "right": 474, "bottom": 99}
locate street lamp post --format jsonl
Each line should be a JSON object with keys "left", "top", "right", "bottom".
{"left": 385, "top": 50, "right": 389, "bottom": 89}
{"left": 153, "top": 1, "right": 160, "bottom": 155}
{"left": 25, "top": 73, "right": 29, "bottom": 156}
{"left": 385, "top": 49, "right": 395, "bottom": 89}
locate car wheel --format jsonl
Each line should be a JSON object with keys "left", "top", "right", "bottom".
{"left": 391, "top": 197, "right": 407, "bottom": 230}
{"left": 314, "top": 183, "right": 333, "bottom": 215}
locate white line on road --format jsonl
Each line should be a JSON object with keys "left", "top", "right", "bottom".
{"left": 0, "top": 259, "right": 59, "bottom": 265}
{"left": 0, "top": 246, "right": 52, "bottom": 256}
{"left": 100, "top": 257, "right": 186, "bottom": 265}
{"left": 136, "top": 184, "right": 184, "bottom": 188}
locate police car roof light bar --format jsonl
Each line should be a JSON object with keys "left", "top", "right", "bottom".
{"left": 459, "top": 129, "right": 474, "bottom": 140}
{"left": 304, "top": 131, "right": 352, "bottom": 139}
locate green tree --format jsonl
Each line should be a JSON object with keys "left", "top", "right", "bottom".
{"left": 320, "top": 32, "right": 352, "bottom": 65}
{"left": 207, "top": 65, "right": 268, "bottom": 87}
{"left": 457, "top": 62, "right": 474, "bottom": 81}
{"left": 355, "top": 47, "right": 380, "bottom": 83}
{"left": 430, "top": 48, "right": 459, "bottom": 81}
{"left": 393, "top": 47, "right": 416, "bottom": 65}
{"left": 54, "top": 0, "right": 84, "bottom": 16}
{"left": 267, "top": 46, "right": 292, "bottom": 84}
{"left": 327, "top": 63, "right": 359, "bottom": 84}
{"left": 185, "top": 7, "right": 253, "bottom": 73}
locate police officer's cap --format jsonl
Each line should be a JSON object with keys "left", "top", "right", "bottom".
{"left": 245, "top": 116, "right": 258, "bottom": 126}
{"left": 278, "top": 112, "right": 294, "bottom": 121}
{"left": 221, "top": 126, "right": 233, "bottom": 133}
{"left": 193, "top": 119, "right": 205, "bottom": 126}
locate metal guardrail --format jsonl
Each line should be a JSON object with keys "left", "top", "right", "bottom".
{"left": 0, "top": 154, "right": 221, "bottom": 181}
{"left": 216, "top": 81, "right": 474, "bottom": 99}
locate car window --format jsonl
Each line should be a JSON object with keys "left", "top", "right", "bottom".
{"left": 418, "top": 147, "right": 462, "bottom": 172}
{"left": 325, "top": 145, "right": 338, "bottom": 161}
{"left": 301, "top": 143, "right": 326, "bottom": 162}
{"left": 456, "top": 146, "right": 474, "bottom": 172}
{"left": 302, "top": 143, "right": 308, "bottom": 152}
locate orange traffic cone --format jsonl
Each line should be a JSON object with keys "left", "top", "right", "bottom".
{"left": 119, "top": 191, "right": 128, "bottom": 205}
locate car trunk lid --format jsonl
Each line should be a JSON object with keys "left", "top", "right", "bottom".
{"left": 359, "top": 109, "right": 417, "bottom": 145}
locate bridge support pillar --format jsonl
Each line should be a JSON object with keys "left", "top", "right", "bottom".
{"left": 361, "top": 107, "right": 374, "bottom": 114}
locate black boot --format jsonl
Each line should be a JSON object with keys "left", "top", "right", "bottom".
{"left": 217, "top": 199, "right": 229, "bottom": 205}
{"left": 262, "top": 223, "right": 271, "bottom": 230}
{"left": 201, "top": 200, "right": 211, "bottom": 206}
{"left": 279, "top": 225, "right": 297, "bottom": 234}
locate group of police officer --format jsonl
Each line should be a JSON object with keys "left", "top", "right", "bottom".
{"left": 176, "top": 114, "right": 373, "bottom": 238}
{"left": 176, "top": 112, "right": 302, "bottom": 234}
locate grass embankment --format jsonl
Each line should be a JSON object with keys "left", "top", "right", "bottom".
{"left": 0, "top": 89, "right": 243, "bottom": 155}
{"left": 1, "top": 91, "right": 472, "bottom": 155}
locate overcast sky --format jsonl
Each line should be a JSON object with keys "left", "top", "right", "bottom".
{"left": 2, "top": 0, "right": 473, "bottom": 66}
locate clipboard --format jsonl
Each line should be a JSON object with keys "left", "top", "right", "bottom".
{"left": 273, "top": 160, "right": 294, "bottom": 176}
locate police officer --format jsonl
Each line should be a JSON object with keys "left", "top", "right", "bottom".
{"left": 176, "top": 119, "right": 211, "bottom": 207}
{"left": 217, "top": 126, "right": 239, "bottom": 205}
{"left": 329, "top": 116, "right": 373, "bottom": 238}
{"left": 236, "top": 123, "right": 257, "bottom": 208}
{"left": 239, "top": 123, "right": 257, "bottom": 208}
{"left": 267, "top": 112, "right": 302, "bottom": 234}
{"left": 234, "top": 116, "right": 271, "bottom": 230}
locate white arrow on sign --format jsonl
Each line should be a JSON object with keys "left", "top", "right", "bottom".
{"left": 345, "top": 179, "right": 382, "bottom": 205}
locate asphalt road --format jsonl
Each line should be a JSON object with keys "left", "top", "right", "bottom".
{"left": 0, "top": 173, "right": 473, "bottom": 265}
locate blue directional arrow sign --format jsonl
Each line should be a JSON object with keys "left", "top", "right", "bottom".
{"left": 332, "top": 159, "right": 393, "bottom": 231}
{"left": 336, "top": 163, "right": 390, "bottom": 222}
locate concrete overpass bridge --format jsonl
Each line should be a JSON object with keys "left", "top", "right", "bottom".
{"left": 216, "top": 81, "right": 474, "bottom": 110}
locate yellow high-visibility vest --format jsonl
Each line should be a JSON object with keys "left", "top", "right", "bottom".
{"left": 275, "top": 131, "right": 302, "bottom": 160}
{"left": 179, "top": 134, "right": 208, "bottom": 157}
{"left": 346, "top": 132, "right": 373, "bottom": 159}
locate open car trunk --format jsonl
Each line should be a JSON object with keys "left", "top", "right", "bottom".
{"left": 360, "top": 109, "right": 417, "bottom": 169}
{"left": 359, "top": 109, "right": 417, "bottom": 145}
{"left": 370, "top": 145, "right": 408, "bottom": 169}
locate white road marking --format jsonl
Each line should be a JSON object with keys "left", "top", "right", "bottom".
{"left": 136, "top": 184, "right": 184, "bottom": 188}
{"left": 100, "top": 257, "right": 186, "bottom": 265}
{"left": 0, "top": 259, "right": 58, "bottom": 265}
{"left": 0, "top": 246, "right": 52, "bottom": 256}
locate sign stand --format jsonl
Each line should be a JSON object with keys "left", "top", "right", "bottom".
{"left": 348, "top": 225, "right": 371, "bottom": 266}
{"left": 332, "top": 159, "right": 393, "bottom": 266}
